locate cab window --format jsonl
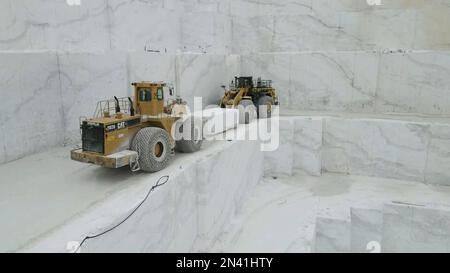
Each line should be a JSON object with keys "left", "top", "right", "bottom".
{"left": 156, "top": 87, "right": 163, "bottom": 100}
{"left": 139, "top": 89, "right": 151, "bottom": 101}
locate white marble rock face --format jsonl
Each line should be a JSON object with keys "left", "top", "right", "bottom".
{"left": 322, "top": 117, "right": 374, "bottom": 175}
{"left": 166, "top": 163, "right": 199, "bottom": 252}
{"left": 108, "top": 0, "right": 180, "bottom": 53}
{"left": 58, "top": 52, "right": 129, "bottom": 145}
{"left": 382, "top": 203, "right": 450, "bottom": 253}
{"left": 350, "top": 207, "right": 382, "bottom": 253}
{"left": 370, "top": 120, "right": 429, "bottom": 182}
{"left": 289, "top": 52, "right": 379, "bottom": 112}
{"left": 314, "top": 217, "right": 351, "bottom": 253}
{"left": 0, "top": 53, "right": 63, "bottom": 164}
{"left": 0, "top": 0, "right": 110, "bottom": 52}
{"left": 1, "top": 0, "right": 449, "bottom": 53}
{"left": 175, "top": 0, "right": 224, "bottom": 13}
{"left": 0, "top": 126, "right": 5, "bottom": 164}
{"left": 127, "top": 52, "right": 176, "bottom": 84}
{"left": 264, "top": 117, "right": 294, "bottom": 177}
{"left": 337, "top": 9, "right": 417, "bottom": 50}
{"left": 176, "top": 54, "right": 235, "bottom": 108}
{"left": 179, "top": 11, "right": 232, "bottom": 54}
{"left": 225, "top": 54, "right": 241, "bottom": 82}
{"left": 229, "top": 0, "right": 313, "bottom": 18}
{"left": 240, "top": 50, "right": 450, "bottom": 116}
{"left": 195, "top": 140, "right": 263, "bottom": 251}
{"left": 83, "top": 162, "right": 198, "bottom": 252}
{"left": 292, "top": 117, "right": 323, "bottom": 176}
{"left": 240, "top": 52, "right": 379, "bottom": 112}
{"left": 425, "top": 124, "right": 450, "bottom": 186}
{"left": 323, "top": 117, "right": 430, "bottom": 183}
{"left": 230, "top": 0, "right": 450, "bottom": 52}
{"left": 230, "top": 15, "right": 275, "bottom": 54}
{"left": 240, "top": 54, "right": 292, "bottom": 108}
{"left": 376, "top": 51, "right": 450, "bottom": 115}
{"left": 412, "top": 2, "right": 450, "bottom": 50}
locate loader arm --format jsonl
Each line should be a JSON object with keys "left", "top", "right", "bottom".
{"left": 231, "top": 88, "right": 248, "bottom": 107}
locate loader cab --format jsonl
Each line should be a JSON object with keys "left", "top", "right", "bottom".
{"left": 132, "top": 81, "right": 166, "bottom": 116}
{"left": 235, "top": 76, "right": 253, "bottom": 89}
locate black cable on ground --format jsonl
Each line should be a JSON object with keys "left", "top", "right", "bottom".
{"left": 74, "top": 175, "right": 169, "bottom": 253}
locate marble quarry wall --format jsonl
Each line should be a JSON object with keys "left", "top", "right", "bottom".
{"left": 237, "top": 0, "right": 450, "bottom": 114}
{"left": 0, "top": 0, "right": 241, "bottom": 163}
{"left": 265, "top": 116, "right": 450, "bottom": 186}
{"left": 314, "top": 202, "right": 450, "bottom": 253}
{"left": 1, "top": 0, "right": 450, "bottom": 164}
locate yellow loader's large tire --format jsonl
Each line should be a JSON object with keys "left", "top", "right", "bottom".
{"left": 238, "top": 99, "right": 257, "bottom": 124}
{"left": 257, "top": 95, "right": 274, "bottom": 118}
{"left": 175, "top": 117, "right": 203, "bottom": 153}
{"left": 131, "top": 127, "right": 173, "bottom": 172}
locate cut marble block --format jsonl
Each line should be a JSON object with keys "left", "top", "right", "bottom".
{"left": 264, "top": 117, "right": 294, "bottom": 177}
{"left": 425, "top": 124, "right": 450, "bottom": 186}
{"left": 0, "top": 0, "right": 110, "bottom": 51}
{"left": 0, "top": 52, "right": 63, "bottom": 164}
{"left": 323, "top": 117, "right": 429, "bottom": 183}
{"left": 197, "top": 108, "right": 239, "bottom": 138}
{"left": 314, "top": 217, "right": 351, "bottom": 253}
{"left": 292, "top": 117, "right": 323, "bottom": 176}
{"left": 195, "top": 140, "right": 263, "bottom": 251}
{"left": 382, "top": 203, "right": 450, "bottom": 253}
{"left": 350, "top": 208, "right": 382, "bottom": 253}
{"left": 57, "top": 52, "right": 129, "bottom": 145}
{"left": 376, "top": 51, "right": 450, "bottom": 115}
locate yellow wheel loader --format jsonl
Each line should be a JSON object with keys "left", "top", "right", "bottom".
{"left": 71, "top": 81, "right": 202, "bottom": 172}
{"left": 220, "top": 76, "right": 278, "bottom": 123}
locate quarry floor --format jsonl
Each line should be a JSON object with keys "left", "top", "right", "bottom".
{"left": 2, "top": 139, "right": 450, "bottom": 252}
{"left": 214, "top": 174, "right": 450, "bottom": 253}
{"left": 0, "top": 142, "right": 221, "bottom": 252}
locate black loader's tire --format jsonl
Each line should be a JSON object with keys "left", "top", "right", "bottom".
{"left": 131, "top": 127, "right": 173, "bottom": 172}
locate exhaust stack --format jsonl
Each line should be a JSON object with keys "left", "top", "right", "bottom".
{"left": 128, "top": 97, "right": 135, "bottom": 116}
{"left": 114, "top": 96, "right": 121, "bottom": 113}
